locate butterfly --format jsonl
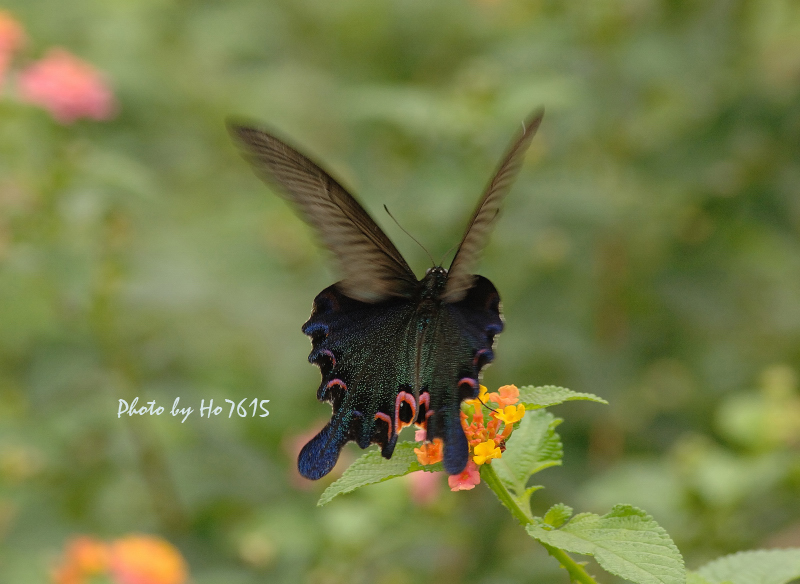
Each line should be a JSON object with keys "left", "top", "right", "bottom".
{"left": 229, "top": 109, "right": 543, "bottom": 480}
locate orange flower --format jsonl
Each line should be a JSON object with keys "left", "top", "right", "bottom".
{"left": 0, "top": 11, "right": 25, "bottom": 55}
{"left": 53, "top": 536, "right": 109, "bottom": 584}
{"left": 494, "top": 384, "right": 520, "bottom": 407}
{"left": 414, "top": 438, "right": 443, "bottom": 465}
{"left": 109, "top": 535, "right": 188, "bottom": 584}
{"left": 0, "top": 10, "right": 25, "bottom": 90}
{"left": 18, "top": 48, "right": 116, "bottom": 124}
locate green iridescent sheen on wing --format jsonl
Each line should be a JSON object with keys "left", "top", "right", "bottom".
{"left": 297, "top": 275, "right": 502, "bottom": 480}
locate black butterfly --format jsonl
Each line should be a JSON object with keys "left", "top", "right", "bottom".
{"left": 229, "top": 110, "right": 543, "bottom": 479}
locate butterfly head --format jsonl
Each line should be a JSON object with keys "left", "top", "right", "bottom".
{"left": 421, "top": 266, "right": 448, "bottom": 301}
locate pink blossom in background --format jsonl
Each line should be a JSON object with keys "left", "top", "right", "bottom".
{"left": 407, "top": 470, "right": 441, "bottom": 505}
{"left": 18, "top": 48, "right": 116, "bottom": 124}
{"left": 282, "top": 424, "right": 328, "bottom": 490}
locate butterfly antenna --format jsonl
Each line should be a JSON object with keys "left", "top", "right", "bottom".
{"left": 384, "top": 205, "right": 436, "bottom": 267}
{"left": 478, "top": 395, "right": 499, "bottom": 413}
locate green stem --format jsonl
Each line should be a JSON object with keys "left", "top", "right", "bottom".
{"left": 480, "top": 462, "right": 533, "bottom": 524}
{"left": 480, "top": 464, "right": 597, "bottom": 584}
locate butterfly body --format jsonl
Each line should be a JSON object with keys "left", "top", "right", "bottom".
{"left": 229, "top": 109, "right": 543, "bottom": 480}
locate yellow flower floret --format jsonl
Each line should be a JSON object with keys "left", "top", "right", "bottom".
{"left": 493, "top": 404, "right": 525, "bottom": 425}
{"left": 472, "top": 439, "right": 502, "bottom": 465}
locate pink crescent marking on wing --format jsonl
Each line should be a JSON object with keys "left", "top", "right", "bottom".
{"left": 319, "top": 349, "right": 336, "bottom": 369}
{"left": 374, "top": 412, "right": 393, "bottom": 440}
{"left": 394, "top": 391, "right": 417, "bottom": 436}
{"left": 473, "top": 349, "right": 489, "bottom": 367}
{"left": 458, "top": 377, "right": 478, "bottom": 390}
{"left": 325, "top": 379, "right": 347, "bottom": 391}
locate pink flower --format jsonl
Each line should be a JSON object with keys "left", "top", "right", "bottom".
{"left": 407, "top": 471, "right": 441, "bottom": 505}
{"left": 447, "top": 460, "right": 481, "bottom": 491}
{"left": 282, "top": 424, "right": 327, "bottom": 490}
{"left": 18, "top": 48, "right": 116, "bottom": 124}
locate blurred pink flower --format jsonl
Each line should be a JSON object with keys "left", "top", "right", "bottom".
{"left": 18, "top": 48, "right": 116, "bottom": 124}
{"left": 408, "top": 470, "right": 441, "bottom": 505}
{"left": 283, "top": 422, "right": 329, "bottom": 490}
{"left": 447, "top": 460, "right": 481, "bottom": 491}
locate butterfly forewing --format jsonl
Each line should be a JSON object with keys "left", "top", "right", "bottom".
{"left": 229, "top": 124, "right": 417, "bottom": 302}
{"left": 442, "top": 109, "right": 544, "bottom": 303}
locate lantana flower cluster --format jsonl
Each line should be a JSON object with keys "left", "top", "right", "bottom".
{"left": 0, "top": 10, "right": 116, "bottom": 124}
{"left": 53, "top": 534, "right": 188, "bottom": 584}
{"left": 415, "top": 384, "right": 526, "bottom": 492}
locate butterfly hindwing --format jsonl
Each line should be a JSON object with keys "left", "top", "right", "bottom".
{"left": 297, "top": 276, "right": 503, "bottom": 479}
{"left": 422, "top": 276, "right": 504, "bottom": 473}
{"left": 298, "top": 287, "right": 418, "bottom": 479}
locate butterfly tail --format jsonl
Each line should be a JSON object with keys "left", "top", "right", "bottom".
{"left": 442, "top": 410, "right": 470, "bottom": 475}
{"left": 297, "top": 421, "right": 348, "bottom": 480}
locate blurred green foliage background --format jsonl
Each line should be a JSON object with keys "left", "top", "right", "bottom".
{"left": 1, "top": 0, "right": 800, "bottom": 582}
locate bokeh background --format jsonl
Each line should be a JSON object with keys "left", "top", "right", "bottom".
{"left": 2, "top": 0, "right": 800, "bottom": 582}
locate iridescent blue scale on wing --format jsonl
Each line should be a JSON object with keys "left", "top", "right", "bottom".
{"left": 297, "top": 275, "right": 502, "bottom": 479}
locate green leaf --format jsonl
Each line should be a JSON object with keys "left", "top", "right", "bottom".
{"left": 527, "top": 504, "right": 685, "bottom": 584}
{"left": 492, "top": 410, "right": 563, "bottom": 506}
{"left": 693, "top": 548, "right": 800, "bottom": 584}
{"left": 543, "top": 503, "right": 574, "bottom": 528}
{"left": 686, "top": 574, "right": 715, "bottom": 584}
{"left": 518, "top": 385, "right": 608, "bottom": 409}
{"left": 317, "top": 442, "right": 440, "bottom": 506}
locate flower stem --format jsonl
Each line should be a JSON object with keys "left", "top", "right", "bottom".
{"left": 480, "top": 463, "right": 533, "bottom": 524}
{"left": 480, "top": 464, "right": 597, "bottom": 584}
